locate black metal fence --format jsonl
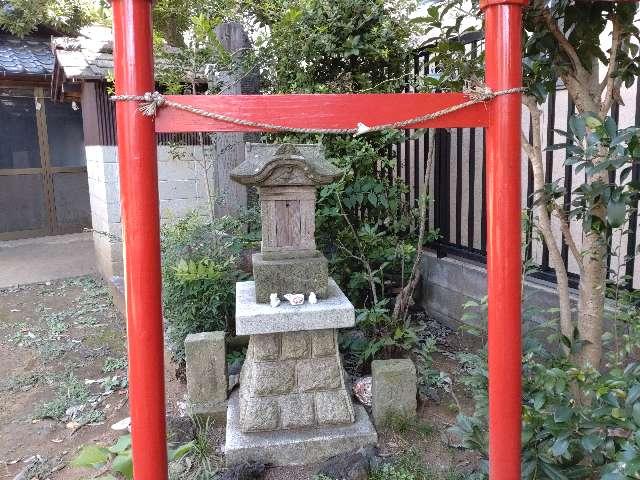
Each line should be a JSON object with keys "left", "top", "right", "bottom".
{"left": 393, "top": 33, "right": 640, "bottom": 289}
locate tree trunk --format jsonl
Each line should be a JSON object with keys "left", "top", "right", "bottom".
{"left": 562, "top": 63, "right": 609, "bottom": 369}
{"left": 576, "top": 230, "right": 607, "bottom": 368}
{"left": 528, "top": 4, "right": 630, "bottom": 371}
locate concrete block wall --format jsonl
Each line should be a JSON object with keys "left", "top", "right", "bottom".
{"left": 419, "top": 250, "right": 577, "bottom": 329}
{"left": 86, "top": 145, "right": 213, "bottom": 282}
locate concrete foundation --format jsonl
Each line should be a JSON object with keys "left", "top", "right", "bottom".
{"left": 419, "top": 250, "right": 581, "bottom": 328}
{"left": 0, "top": 233, "right": 97, "bottom": 288}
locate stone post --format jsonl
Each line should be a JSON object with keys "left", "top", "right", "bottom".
{"left": 185, "top": 331, "right": 228, "bottom": 424}
{"left": 371, "top": 359, "right": 417, "bottom": 427}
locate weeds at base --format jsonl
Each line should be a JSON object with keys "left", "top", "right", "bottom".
{"left": 168, "top": 417, "right": 224, "bottom": 480}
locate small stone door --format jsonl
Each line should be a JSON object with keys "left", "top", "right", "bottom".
{"left": 0, "top": 87, "right": 91, "bottom": 240}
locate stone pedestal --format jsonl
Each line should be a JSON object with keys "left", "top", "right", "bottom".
{"left": 239, "top": 329, "right": 354, "bottom": 432}
{"left": 225, "top": 391, "right": 377, "bottom": 466}
{"left": 225, "top": 277, "right": 377, "bottom": 466}
{"left": 252, "top": 252, "right": 328, "bottom": 303}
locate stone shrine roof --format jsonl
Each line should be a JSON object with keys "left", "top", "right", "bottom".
{"left": 231, "top": 143, "right": 342, "bottom": 187}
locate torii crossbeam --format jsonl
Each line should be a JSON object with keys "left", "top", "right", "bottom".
{"left": 110, "top": 0, "right": 526, "bottom": 479}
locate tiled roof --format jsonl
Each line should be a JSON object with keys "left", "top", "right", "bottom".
{"left": 0, "top": 35, "right": 54, "bottom": 77}
{"left": 52, "top": 26, "right": 115, "bottom": 80}
{"left": 52, "top": 25, "right": 207, "bottom": 83}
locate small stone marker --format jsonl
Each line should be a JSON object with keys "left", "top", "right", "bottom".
{"left": 371, "top": 359, "right": 417, "bottom": 427}
{"left": 185, "top": 331, "right": 228, "bottom": 425}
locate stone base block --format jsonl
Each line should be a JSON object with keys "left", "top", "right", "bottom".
{"left": 252, "top": 253, "right": 328, "bottom": 303}
{"left": 225, "top": 391, "right": 377, "bottom": 466}
{"left": 188, "top": 400, "right": 228, "bottom": 427}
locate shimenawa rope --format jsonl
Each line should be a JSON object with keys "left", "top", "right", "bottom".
{"left": 110, "top": 85, "right": 526, "bottom": 136}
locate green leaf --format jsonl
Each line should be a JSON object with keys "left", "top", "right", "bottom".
{"left": 168, "top": 441, "right": 194, "bottom": 461}
{"left": 581, "top": 434, "right": 602, "bottom": 452}
{"left": 112, "top": 453, "right": 134, "bottom": 479}
{"left": 540, "top": 461, "right": 569, "bottom": 480}
{"left": 626, "top": 384, "right": 640, "bottom": 407}
{"left": 554, "top": 406, "right": 573, "bottom": 423}
{"left": 584, "top": 114, "right": 602, "bottom": 129}
{"left": 604, "top": 117, "right": 617, "bottom": 139}
{"left": 611, "top": 407, "right": 626, "bottom": 419}
{"left": 533, "top": 392, "right": 545, "bottom": 410}
{"left": 71, "top": 445, "right": 111, "bottom": 468}
{"left": 550, "top": 437, "right": 569, "bottom": 457}
{"left": 569, "top": 116, "right": 586, "bottom": 140}
{"left": 108, "top": 434, "right": 131, "bottom": 454}
{"left": 546, "top": 143, "right": 571, "bottom": 151}
{"left": 601, "top": 473, "right": 627, "bottom": 480}
{"left": 607, "top": 199, "right": 626, "bottom": 228}
{"left": 632, "top": 402, "right": 640, "bottom": 425}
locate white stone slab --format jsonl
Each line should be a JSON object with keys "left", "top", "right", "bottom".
{"left": 235, "top": 278, "right": 355, "bottom": 335}
{"left": 224, "top": 391, "right": 377, "bottom": 466}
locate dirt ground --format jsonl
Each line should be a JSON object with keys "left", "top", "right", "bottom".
{"left": 0, "top": 276, "right": 190, "bottom": 480}
{"left": 0, "top": 275, "right": 475, "bottom": 480}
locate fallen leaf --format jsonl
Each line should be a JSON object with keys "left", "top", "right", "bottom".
{"left": 66, "top": 421, "right": 81, "bottom": 430}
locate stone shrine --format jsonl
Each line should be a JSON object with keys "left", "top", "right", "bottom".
{"left": 230, "top": 143, "right": 338, "bottom": 303}
{"left": 225, "top": 144, "right": 377, "bottom": 466}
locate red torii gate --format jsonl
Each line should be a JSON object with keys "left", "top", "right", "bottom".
{"left": 110, "top": 0, "right": 526, "bottom": 478}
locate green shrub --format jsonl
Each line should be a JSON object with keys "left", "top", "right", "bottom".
{"left": 161, "top": 211, "right": 259, "bottom": 361}
{"left": 451, "top": 296, "right": 640, "bottom": 479}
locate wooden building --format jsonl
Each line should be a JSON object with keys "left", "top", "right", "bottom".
{"left": 0, "top": 28, "right": 90, "bottom": 240}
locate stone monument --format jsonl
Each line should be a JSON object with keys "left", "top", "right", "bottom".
{"left": 224, "top": 143, "right": 377, "bottom": 466}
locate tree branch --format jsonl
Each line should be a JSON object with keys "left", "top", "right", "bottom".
{"left": 523, "top": 95, "right": 575, "bottom": 344}
{"left": 534, "top": 0, "right": 589, "bottom": 81}
{"left": 600, "top": 14, "right": 623, "bottom": 117}
{"left": 552, "top": 202, "right": 585, "bottom": 275}
{"left": 336, "top": 196, "right": 380, "bottom": 305}
{"left": 392, "top": 130, "right": 436, "bottom": 324}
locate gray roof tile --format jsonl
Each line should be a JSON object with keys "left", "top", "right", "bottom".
{"left": 0, "top": 35, "right": 54, "bottom": 76}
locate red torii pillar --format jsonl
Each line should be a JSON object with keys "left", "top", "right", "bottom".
{"left": 110, "top": 1, "right": 526, "bottom": 479}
